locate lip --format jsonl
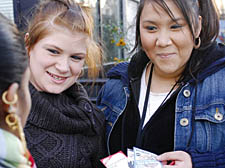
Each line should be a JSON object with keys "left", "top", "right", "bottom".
{"left": 157, "top": 53, "right": 176, "bottom": 58}
{"left": 47, "top": 71, "right": 68, "bottom": 84}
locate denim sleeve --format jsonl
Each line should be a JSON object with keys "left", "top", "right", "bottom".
{"left": 186, "top": 148, "right": 225, "bottom": 168}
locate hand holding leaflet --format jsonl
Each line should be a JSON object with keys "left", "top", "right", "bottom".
{"left": 101, "top": 147, "right": 163, "bottom": 168}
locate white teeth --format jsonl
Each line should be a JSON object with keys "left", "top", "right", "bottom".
{"left": 53, "top": 75, "right": 63, "bottom": 80}
{"left": 48, "top": 72, "right": 65, "bottom": 80}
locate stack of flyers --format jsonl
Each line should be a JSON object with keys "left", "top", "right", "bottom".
{"left": 128, "top": 147, "right": 162, "bottom": 168}
{"left": 100, "top": 147, "right": 162, "bottom": 168}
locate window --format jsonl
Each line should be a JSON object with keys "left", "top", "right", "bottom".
{"left": 0, "top": 0, "right": 14, "bottom": 21}
{"left": 101, "top": 0, "right": 123, "bottom": 62}
{"left": 94, "top": 0, "right": 139, "bottom": 63}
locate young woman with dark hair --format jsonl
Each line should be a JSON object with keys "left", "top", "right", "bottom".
{"left": 0, "top": 13, "right": 35, "bottom": 168}
{"left": 97, "top": 0, "right": 225, "bottom": 167}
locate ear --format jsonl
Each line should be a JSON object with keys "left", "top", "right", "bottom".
{"left": 2, "top": 83, "right": 19, "bottom": 112}
{"left": 196, "top": 15, "right": 202, "bottom": 38}
{"left": 24, "top": 33, "right": 30, "bottom": 56}
{"left": 24, "top": 33, "right": 29, "bottom": 43}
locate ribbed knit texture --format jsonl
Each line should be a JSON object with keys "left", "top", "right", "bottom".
{"left": 187, "top": 148, "right": 225, "bottom": 168}
{"left": 24, "top": 83, "right": 106, "bottom": 168}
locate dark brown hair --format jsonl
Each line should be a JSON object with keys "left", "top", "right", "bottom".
{"left": 132, "top": 0, "right": 220, "bottom": 81}
{"left": 0, "top": 13, "right": 27, "bottom": 94}
{"left": 132, "top": 0, "right": 219, "bottom": 51}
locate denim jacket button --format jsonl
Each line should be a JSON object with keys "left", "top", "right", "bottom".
{"left": 108, "top": 122, "right": 113, "bottom": 127}
{"left": 183, "top": 90, "right": 191, "bottom": 97}
{"left": 214, "top": 113, "right": 223, "bottom": 121}
{"left": 180, "top": 118, "right": 189, "bottom": 126}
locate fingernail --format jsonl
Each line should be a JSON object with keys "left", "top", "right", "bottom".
{"left": 169, "top": 161, "right": 175, "bottom": 165}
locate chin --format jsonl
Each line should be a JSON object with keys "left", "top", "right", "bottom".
{"left": 50, "top": 90, "right": 65, "bottom": 94}
{"left": 46, "top": 84, "right": 74, "bottom": 94}
{"left": 44, "top": 87, "right": 65, "bottom": 94}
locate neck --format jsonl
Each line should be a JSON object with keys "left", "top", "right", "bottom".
{"left": 146, "top": 63, "right": 180, "bottom": 93}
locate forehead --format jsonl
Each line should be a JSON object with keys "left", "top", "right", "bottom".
{"left": 37, "top": 27, "right": 88, "bottom": 52}
{"left": 141, "top": 0, "right": 184, "bottom": 20}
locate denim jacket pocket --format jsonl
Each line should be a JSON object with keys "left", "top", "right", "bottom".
{"left": 194, "top": 104, "right": 225, "bottom": 152}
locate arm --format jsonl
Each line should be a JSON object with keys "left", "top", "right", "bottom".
{"left": 157, "top": 149, "right": 225, "bottom": 168}
{"left": 187, "top": 148, "right": 225, "bottom": 168}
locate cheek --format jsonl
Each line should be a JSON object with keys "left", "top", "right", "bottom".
{"left": 140, "top": 36, "right": 156, "bottom": 60}
{"left": 30, "top": 48, "right": 50, "bottom": 66}
{"left": 70, "top": 61, "right": 84, "bottom": 76}
{"left": 30, "top": 54, "right": 52, "bottom": 72}
{"left": 174, "top": 34, "right": 194, "bottom": 57}
{"left": 140, "top": 31, "right": 155, "bottom": 51}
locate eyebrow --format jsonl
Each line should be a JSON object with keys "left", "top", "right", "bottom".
{"left": 142, "top": 18, "right": 185, "bottom": 24}
{"left": 45, "top": 44, "right": 86, "bottom": 56}
{"left": 45, "top": 44, "right": 62, "bottom": 52}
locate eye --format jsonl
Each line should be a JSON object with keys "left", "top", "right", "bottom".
{"left": 146, "top": 26, "right": 157, "bottom": 31}
{"left": 71, "top": 55, "right": 83, "bottom": 61}
{"left": 171, "top": 24, "right": 182, "bottom": 29}
{"left": 47, "top": 49, "right": 59, "bottom": 54}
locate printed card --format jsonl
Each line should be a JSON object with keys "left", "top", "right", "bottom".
{"left": 133, "top": 147, "right": 162, "bottom": 168}
{"left": 100, "top": 151, "right": 130, "bottom": 168}
{"left": 101, "top": 147, "right": 163, "bottom": 168}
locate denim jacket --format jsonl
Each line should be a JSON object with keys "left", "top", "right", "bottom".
{"left": 97, "top": 43, "right": 225, "bottom": 167}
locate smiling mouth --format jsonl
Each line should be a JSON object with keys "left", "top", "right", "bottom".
{"left": 157, "top": 53, "right": 175, "bottom": 58}
{"left": 47, "top": 71, "right": 67, "bottom": 81}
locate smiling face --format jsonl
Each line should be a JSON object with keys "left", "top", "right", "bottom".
{"left": 28, "top": 29, "right": 87, "bottom": 94}
{"left": 140, "top": 0, "right": 201, "bottom": 79}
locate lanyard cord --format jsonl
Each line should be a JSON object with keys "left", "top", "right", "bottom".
{"left": 136, "top": 64, "right": 178, "bottom": 147}
{"left": 136, "top": 64, "right": 154, "bottom": 147}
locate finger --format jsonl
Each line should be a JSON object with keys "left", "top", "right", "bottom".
{"left": 157, "top": 151, "right": 188, "bottom": 161}
{"left": 163, "top": 166, "right": 178, "bottom": 168}
{"left": 161, "top": 161, "right": 167, "bottom": 165}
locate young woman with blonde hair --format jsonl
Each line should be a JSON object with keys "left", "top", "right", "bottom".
{"left": 24, "top": 0, "right": 105, "bottom": 167}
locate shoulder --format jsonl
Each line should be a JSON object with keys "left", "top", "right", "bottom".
{"left": 107, "top": 62, "right": 129, "bottom": 80}
{"left": 197, "top": 57, "right": 225, "bottom": 82}
{"left": 105, "top": 62, "right": 130, "bottom": 88}
{"left": 97, "top": 69, "right": 130, "bottom": 107}
{"left": 196, "top": 42, "right": 225, "bottom": 82}
{"left": 99, "top": 78, "right": 127, "bottom": 99}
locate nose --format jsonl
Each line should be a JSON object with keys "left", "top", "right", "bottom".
{"left": 55, "top": 57, "right": 70, "bottom": 73}
{"left": 156, "top": 30, "right": 172, "bottom": 47}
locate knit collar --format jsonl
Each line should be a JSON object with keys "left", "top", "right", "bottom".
{"left": 27, "top": 83, "right": 98, "bottom": 135}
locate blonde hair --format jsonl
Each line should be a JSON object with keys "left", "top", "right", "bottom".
{"left": 25, "top": 0, "right": 102, "bottom": 78}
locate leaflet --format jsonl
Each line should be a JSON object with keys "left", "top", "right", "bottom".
{"left": 101, "top": 147, "right": 162, "bottom": 168}
{"left": 133, "top": 147, "right": 162, "bottom": 168}
{"left": 100, "top": 151, "right": 130, "bottom": 168}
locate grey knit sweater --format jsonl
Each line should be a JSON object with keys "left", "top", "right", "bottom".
{"left": 24, "top": 83, "right": 106, "bottom": 168}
